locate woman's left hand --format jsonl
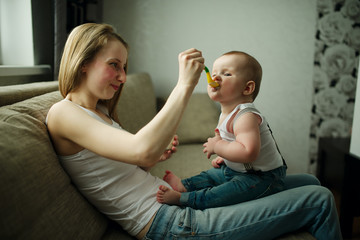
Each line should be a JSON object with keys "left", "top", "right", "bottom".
{"left": 159, "top": 135, "right": 179, "bottom": 162}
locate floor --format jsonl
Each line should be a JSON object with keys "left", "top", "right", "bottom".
{"left": 331, "top": 189, "right": 360, "bottom": 240}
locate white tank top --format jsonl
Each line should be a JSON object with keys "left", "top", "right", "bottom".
{"left": 51, "top": 99, "right": 169, "bottom": 236}
{"left": 218, "top": 103, "right": 284, "bottom": 172}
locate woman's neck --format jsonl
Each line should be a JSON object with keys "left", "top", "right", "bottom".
{"left": 66, "top": 92, "right": 99, "bottom": 110}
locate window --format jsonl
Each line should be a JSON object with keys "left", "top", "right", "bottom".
{"left": 0, "top": 0, "right": 34, "bottom": 65}
{"left": 0, "top": 0, "right": 53, "bottom": 86}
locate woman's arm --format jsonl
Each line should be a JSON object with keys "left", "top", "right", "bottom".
{"left": 140, "top": 135, "right": 179, "bottom": 171}
{"left": 47, "top": 49, "right": 203, "bottom": 168}
{"left": 129, "top": 49, "right": 204, "bottom": 166}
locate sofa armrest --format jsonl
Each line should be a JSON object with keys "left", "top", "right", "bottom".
{"left": 0, "top": 81, "right": 58, "bottom": 107}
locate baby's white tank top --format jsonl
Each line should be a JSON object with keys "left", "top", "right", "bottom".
{"left": 218, "top": 103, "right": 284, "bottom": 172}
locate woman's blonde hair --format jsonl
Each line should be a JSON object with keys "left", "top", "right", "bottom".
{"left": 58, "top": 23, "right": 128, "bottom": 123}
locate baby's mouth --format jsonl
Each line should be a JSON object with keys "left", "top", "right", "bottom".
{"left": 211, "top": 85, "right": 220, "bottom": 92}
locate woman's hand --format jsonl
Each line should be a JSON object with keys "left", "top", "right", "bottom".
{"left": 177, "top": 48, "right": 204, "bottom": 89}
{"left": 159, "top": 135, "right": 179, "bottom": 162}
{"left": 141, "top": 136, "right": 179, "bottom": 171}
{"left": 203, "top": 128, "right": 222, "bottom": 159}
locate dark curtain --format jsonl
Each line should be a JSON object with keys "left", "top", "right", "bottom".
{"left": 54, "top": 0, "right": 67, "bottom": 80}
{"left": 31, "top": 0, "right": 54, "bottom": 80}
{"left": 32, "top": 0, "right": 101, "bottom": 81}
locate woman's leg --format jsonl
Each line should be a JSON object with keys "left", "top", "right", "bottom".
{"left": 284, "top": 173, "right": 320, "bottom": 189}
{"left": 147, "top": 185, "right": 342, "bottom": 240}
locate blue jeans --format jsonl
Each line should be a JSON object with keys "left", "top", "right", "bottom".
{"left": 145, "top": 174, "right": 342, "bottom": 240}
{"left": 180, "top": 165, "right": 286, "bottom": 209}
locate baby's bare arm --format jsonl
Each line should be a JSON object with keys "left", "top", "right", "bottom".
{"left": 214, "top": 113, "right": 261, "bottom": 163}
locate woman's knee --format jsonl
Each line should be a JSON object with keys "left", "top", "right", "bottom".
{"left": 284, "top": 173, "right": 320, "bottom": 190}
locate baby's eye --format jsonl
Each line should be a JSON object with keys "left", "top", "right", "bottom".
{"left": 224, "top": 73, "right": 232, "bottom": 76}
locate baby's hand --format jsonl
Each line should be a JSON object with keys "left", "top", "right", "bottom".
{"left": 211, "top": 156, "right": 224, "bottom": 168}
{"left": 203, "top": 129, "right": 222, "bottom": 159}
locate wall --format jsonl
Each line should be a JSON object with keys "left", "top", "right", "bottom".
{"left": 103, "top": 0, "right": 317, "bottom": 173}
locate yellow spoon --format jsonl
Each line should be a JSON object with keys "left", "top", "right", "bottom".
{"left": 204, "top": 66, "right": 219, "bottom": 88}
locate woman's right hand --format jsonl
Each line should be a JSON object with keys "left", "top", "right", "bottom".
{"left": 177, "top": 48, "right": 204, "bottom": 89}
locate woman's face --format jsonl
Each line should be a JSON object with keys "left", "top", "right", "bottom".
{"left": 82, "top": 39, "right": 128, "bottom": 100}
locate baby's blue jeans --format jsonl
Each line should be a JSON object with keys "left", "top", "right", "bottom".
{"left": 180, "top": 165, "right": 286, "bottom": 209}
{"left": 145, "top": 174, "right": 342, "bottom": 240}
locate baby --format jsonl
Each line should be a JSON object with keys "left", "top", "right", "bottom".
{"left": 157, "top": 51, "right": 287, "bottom": 210}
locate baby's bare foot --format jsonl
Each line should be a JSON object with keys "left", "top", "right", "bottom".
{"left": 156, "top": 185, "right": 181, "bottom": 205}
{"left": 163, "top": 170, "right": 186, "bottom": 192}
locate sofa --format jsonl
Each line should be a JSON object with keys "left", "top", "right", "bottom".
{"left": 0, "top": 73, "right": 315, "bottom": 239}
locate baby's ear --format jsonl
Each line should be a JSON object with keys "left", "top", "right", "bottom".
{"left": 243, "top": 80, "right": 256, "bottom": 96}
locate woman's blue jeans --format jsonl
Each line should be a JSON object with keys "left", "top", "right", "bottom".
{"left": 180, "top": 165, "right": 286, "bottom": 209}
{"left": 145, "top": 174, "right": 342, "bottom": 240}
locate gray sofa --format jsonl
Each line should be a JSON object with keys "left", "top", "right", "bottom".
{"left": 0, "top": 73, "right": 314, "bottom": 239}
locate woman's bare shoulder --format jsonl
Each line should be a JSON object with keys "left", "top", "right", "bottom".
{"left": 48, "top": 100, "right": 80, "bottom": 119}
{"left": 47, "top": 100, "right": 88, "bottom": 132}
{"left": 49, "top": 99, "right": 72, "bottom": 112}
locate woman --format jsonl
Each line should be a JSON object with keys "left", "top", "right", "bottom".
{"left": 46, "top": 23, "right": 342, "bottom": 240}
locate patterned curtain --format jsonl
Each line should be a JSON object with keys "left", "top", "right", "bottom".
{"left": 309, "top": 0, "right": 359, "bottom": 174}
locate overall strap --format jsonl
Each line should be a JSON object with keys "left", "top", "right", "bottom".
{"left": 266, "top": 123, "right": 287, "bottom": 167}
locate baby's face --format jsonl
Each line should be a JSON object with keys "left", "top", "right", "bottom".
{"left": 208, "top": 54, "right": 250, "bottom": 103}
{"left": 212, "top": 54, "right": 248, "bottom": 78}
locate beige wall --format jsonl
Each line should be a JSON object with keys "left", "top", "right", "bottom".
{"left": 103, "top": 0, "right": 317, "bottom": 173}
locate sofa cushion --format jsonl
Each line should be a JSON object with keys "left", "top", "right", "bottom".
{"left": 0, "top": 91, "right": 109, "bottom": 239}
{"left": 150, "top": 144, "right": 213, "bottom": 179}
{"left": 176, "top": 93, "right": 219, "bottom": 144}
{"left": 117, "top": 73, "right": 157, "bottom": 134}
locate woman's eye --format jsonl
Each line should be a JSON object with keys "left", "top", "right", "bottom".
{"left": 110, "top": 62, "right": 118, "bottom": 68}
